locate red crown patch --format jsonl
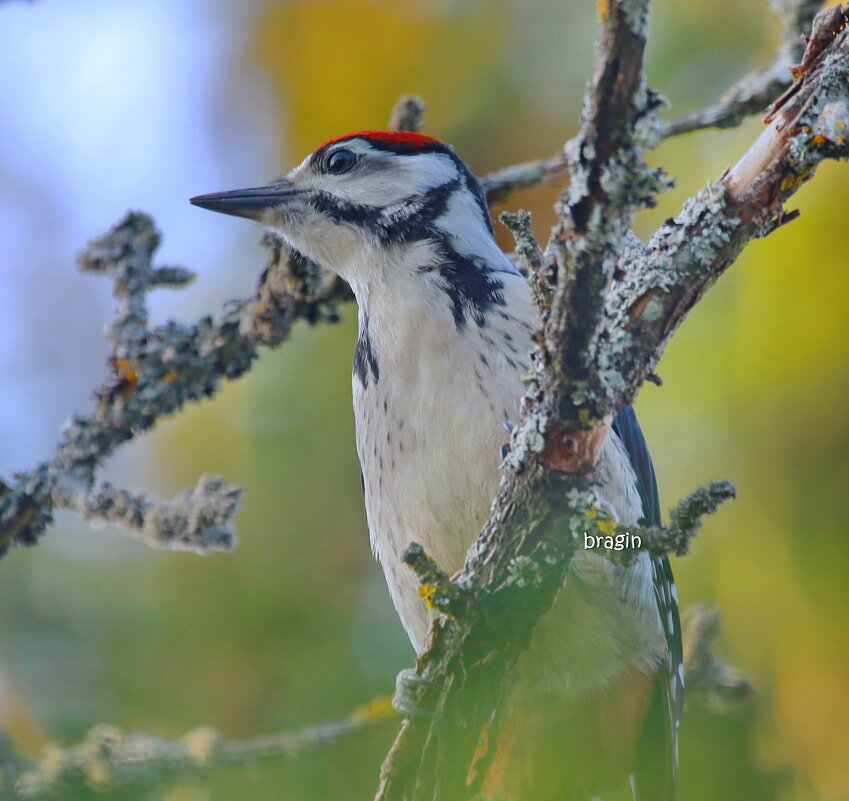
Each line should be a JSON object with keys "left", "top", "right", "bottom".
{"left": 318, "top": 130, "right": 444, "bottom": 152}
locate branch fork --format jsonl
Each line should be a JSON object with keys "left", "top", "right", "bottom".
{"left": 2, "top": 3, "right": 846, "bottom": 798}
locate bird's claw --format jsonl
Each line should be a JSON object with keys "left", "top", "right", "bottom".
{"left": 393, "top": 668, "right": 444, "bottom": 720}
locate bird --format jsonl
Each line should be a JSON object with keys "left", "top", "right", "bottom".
{"left": 190, "top": 130, "right": 682, "bottom": 801}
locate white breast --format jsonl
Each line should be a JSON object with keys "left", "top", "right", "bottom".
{"left": 351, "top": 261, "right": 663, "bottom": 692}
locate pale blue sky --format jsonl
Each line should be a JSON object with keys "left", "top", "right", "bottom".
{"left": 0, "top": 0, "right": 278, "bottom": 475}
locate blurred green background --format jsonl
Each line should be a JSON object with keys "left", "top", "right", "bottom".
{"left": 1, "top": 1, "right": 847, "bottom": 799}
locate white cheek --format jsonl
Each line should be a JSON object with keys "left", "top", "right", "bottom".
{"left": 272, "top": 211, "right": 364, "bottom": 271}
{"left": 341, "top": 171, "right": 413, "bottom": 206}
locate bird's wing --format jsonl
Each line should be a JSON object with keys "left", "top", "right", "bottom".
{"left": 612, "top": 405, "right": 682, "bottom": 801}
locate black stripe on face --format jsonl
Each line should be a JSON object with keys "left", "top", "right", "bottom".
{"left": 308, "top": 178, "right": 462, "bottom": 246}
{"left": 307, "top": 152, "right": 503, "bottom": 332}
{"left": 309, "top": 142, "right": 493, "bottom": 238}
{"left": 310, "top": 178, "right": 505, "bottom": 331}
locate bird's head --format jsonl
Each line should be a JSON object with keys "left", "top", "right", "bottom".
{"left": 191, "top": 131, "right": 504, "bottom": 289}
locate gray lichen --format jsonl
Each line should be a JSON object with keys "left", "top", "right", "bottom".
{"left": 618, "top": 0, "right": 650, "bottom": 39}
{"left": 0, "top": 212, "right": 348, "bottom": 555}
{"left": 52, "top": 476, "right": 242, "bottom": 553}
{"left": 504, "top": 555, "right": 543, "bottom": 588}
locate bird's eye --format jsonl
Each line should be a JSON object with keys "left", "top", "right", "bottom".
{"left": 326, "top": 149, "right": 357, "bottom": 175}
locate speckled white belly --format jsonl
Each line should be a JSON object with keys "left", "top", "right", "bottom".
{"left": 353, "top": 272, "right": 664, "bottom": 694}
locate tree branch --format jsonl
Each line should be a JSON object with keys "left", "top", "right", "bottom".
{"left": 610, "top": 3, "right": 849, "bottom": 405}
{"left": 477, "top": 1, "right": 828, "bottom": 206}
{"left": 0, "top": 216, "right": 350, "bottom": 556}
{"left": 374, "top": 5, "right": 849, "bottom": 800}
{"left": 389, "top": 95, "right": 427, "bottom": 133}
{"left": 51, "top": 476, "right": 241, "bottom": 553}
{"left": 660, "top": 0, "right": 825, "bottom": 138}
{"left": 0, "top": 596, "right": 749, "bottom": 800}
{"left": 595, "top": 480, "right": 737, "bottom": 566}
{"left": 481, "top": 152, "right": 569, "bottom": 206}
{"left": 8, "top": 702, "right": 397, "bottom": 800}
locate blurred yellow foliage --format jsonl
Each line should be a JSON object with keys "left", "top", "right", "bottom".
{"left": 254, "top": 0, "right": 505, "bottom": 159}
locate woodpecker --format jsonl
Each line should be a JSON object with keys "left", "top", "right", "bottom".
{"left": 191, "top": 130, "right": 683, "bottom": 801}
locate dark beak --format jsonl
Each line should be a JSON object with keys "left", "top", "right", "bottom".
{"left": 190, "top": 181, "right": 302, "bottom": 221}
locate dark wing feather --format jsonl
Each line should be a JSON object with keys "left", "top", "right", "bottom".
{"left": 612, "top": 405, "right": 683, "bottom": 801}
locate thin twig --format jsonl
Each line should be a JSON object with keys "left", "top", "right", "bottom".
{"left": 389, "top": 95, "right": 426, "bottom": 133}
{"left": 660, "top": 0, "right": 824, "bottom": 138}
{"left": 599, "top": 481, "right": 737, "bottom": 566}
{"left": 51, "top": 476, "right": 242, "bottom": 553}
{"left": 10, "top": 701, "right": 398, "bottom": 799}
{"left": 481, "top": 152, "right": 569, "bottom": 205}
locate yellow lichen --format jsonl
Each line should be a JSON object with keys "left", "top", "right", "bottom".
{"left": 780, "top": 172, "right": 806, "bottom": 192}
{"left": 418, "top": 584, "right": 438, "bottom": 609}
{"left": 597, "top": 517, "right": 617, "bottom": 537}
{"left": 183, "top": 726, "right": 219, "bottom": 765}
{"left": 596, "top": 0, "right": 610, "bottom": 24}
{"left": 115, "top": 358, "right": 137, "bottom": 388}
{"left": 351, "top": 695, "right": 397, "bottom": 722}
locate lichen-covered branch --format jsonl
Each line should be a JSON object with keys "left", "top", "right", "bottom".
{"left": 536, "top": 0, "right": 668, "bottom": 461}
{"left": 51, "top": 476, "right": 242, "bottom": 553}
{"left": 660, "top": 0, "right": 824, "bottom": 138}
{"left": 374, "top": 5, "right": 849, "bottom": 800}
{"left": 402, "top": 543, "right": 468, "bottom": 620}
{"left": 597, "top": 480, "right": 737, "bottom": 566}
{"left": 0, "top": 215, "right": 349, "bottom": 556}
{"left": 640, "top": 480, "right": 737, "bottom": 558}
{"left": 0, "top": 599, "right": 746, "bottom": 800}
{"left": 499, "top": 210, "right": 551, "bottom": 318}
{"left": 476, "top": 1, "right": 826, "bottom": 206}
{"left": 609, "top": 4, "right": 849, "bottom": 407}
{"left": 8, "top": 702, "right": 397, "bottom": 800}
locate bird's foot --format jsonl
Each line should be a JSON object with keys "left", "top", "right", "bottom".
{"left": 393, "top": 668, "right": 444, "bottom": 720}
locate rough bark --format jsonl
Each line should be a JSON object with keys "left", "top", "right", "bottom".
{"left": 374, "top": 4, "right": 849, "bottom": 800}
